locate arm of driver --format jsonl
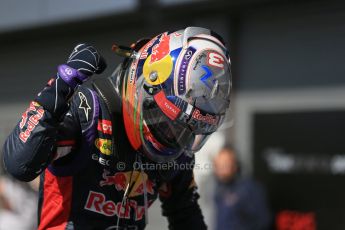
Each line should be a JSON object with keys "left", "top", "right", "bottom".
{"left": 159, "top": 158, "right": 207, "bottom": 230}
{"left": 2, "top": 77, "right": 80, "bottom": 182}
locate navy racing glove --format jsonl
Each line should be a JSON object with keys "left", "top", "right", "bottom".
{"left": 35, "top": 44, "right": 106, "bottom": 119}
{"left": 58, "top": 43, "right": 107, "bottom": 88}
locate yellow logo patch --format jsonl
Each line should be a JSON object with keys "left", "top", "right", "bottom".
{"left": 143, "top": 54, "right": 173, "bottom": 85}
{"left": 95, "top": 138, "right": 112, "bottom": 155}
{"left": 142, "top": 32, "right": 173, "bottom": 85}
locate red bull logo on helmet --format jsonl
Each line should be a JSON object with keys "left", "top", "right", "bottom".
{"left": 150, "top": 32, "right": 170, "bottom": 64}
{"left": 140, "top": 37, "right": 158, "bottom": 60}
{"left": 143, "top": 33, "right": 174, "bottom": 86}
{"left": 99, "top": 170, "right": 155, "bottom": 198}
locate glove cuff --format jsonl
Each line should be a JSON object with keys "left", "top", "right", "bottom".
{"left": 57, "top": 64, "right": 88, "bottom": 88}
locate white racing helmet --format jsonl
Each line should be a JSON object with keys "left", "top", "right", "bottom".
{"left": 119, "top": 27, "right": 232, "bottom": 162}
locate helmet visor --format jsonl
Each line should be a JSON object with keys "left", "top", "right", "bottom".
{"left": 142, "top": 98, "right": 194, "bottom": 149}
{"left": 142, "top": 96, "right": 210, "bottom": 154}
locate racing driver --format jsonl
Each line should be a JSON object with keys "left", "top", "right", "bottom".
{"left": 2, "top": 27, "right": 232, "bottom": 230}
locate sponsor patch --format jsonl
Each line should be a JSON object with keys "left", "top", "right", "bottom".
{"left": 78, "top": 92, "right": 91, "bottom": 121}
{"left": 178, "top": 47, "right": 196, "bottom": 95}
{"left": 97, "top": 120, "right": 112, "bottom": 135}
{"left": 192, "top": 109, "right": 218, "bottom": 125}
{"left": 153, "top": 91, "right": 181, "bottom": 120}
{"left": 95, "top": 138, "right": 112, "bottom": 155}
{"left": 143, "top": 33, "right": 173, "bottom": 85}
{"left": 19, "top": 102, "right": 44, "bottom": 143}
{"left": 92, "top": 154, "right": 110, "bottom": 166}
{"left": 20, "top": 102, "right": 37, "bottom": 129}
{"left": 129, "top": 60, "right": 138, "bottom": 85}
{"left": 100, "top": 170, "right": 155, "bottom": 197}
{"left": 84, "top": 191, "right": 153, "bottom": 220}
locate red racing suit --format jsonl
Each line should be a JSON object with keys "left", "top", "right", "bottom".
{"left": 2, "top": 72, "right": 207, "bottom": 230}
